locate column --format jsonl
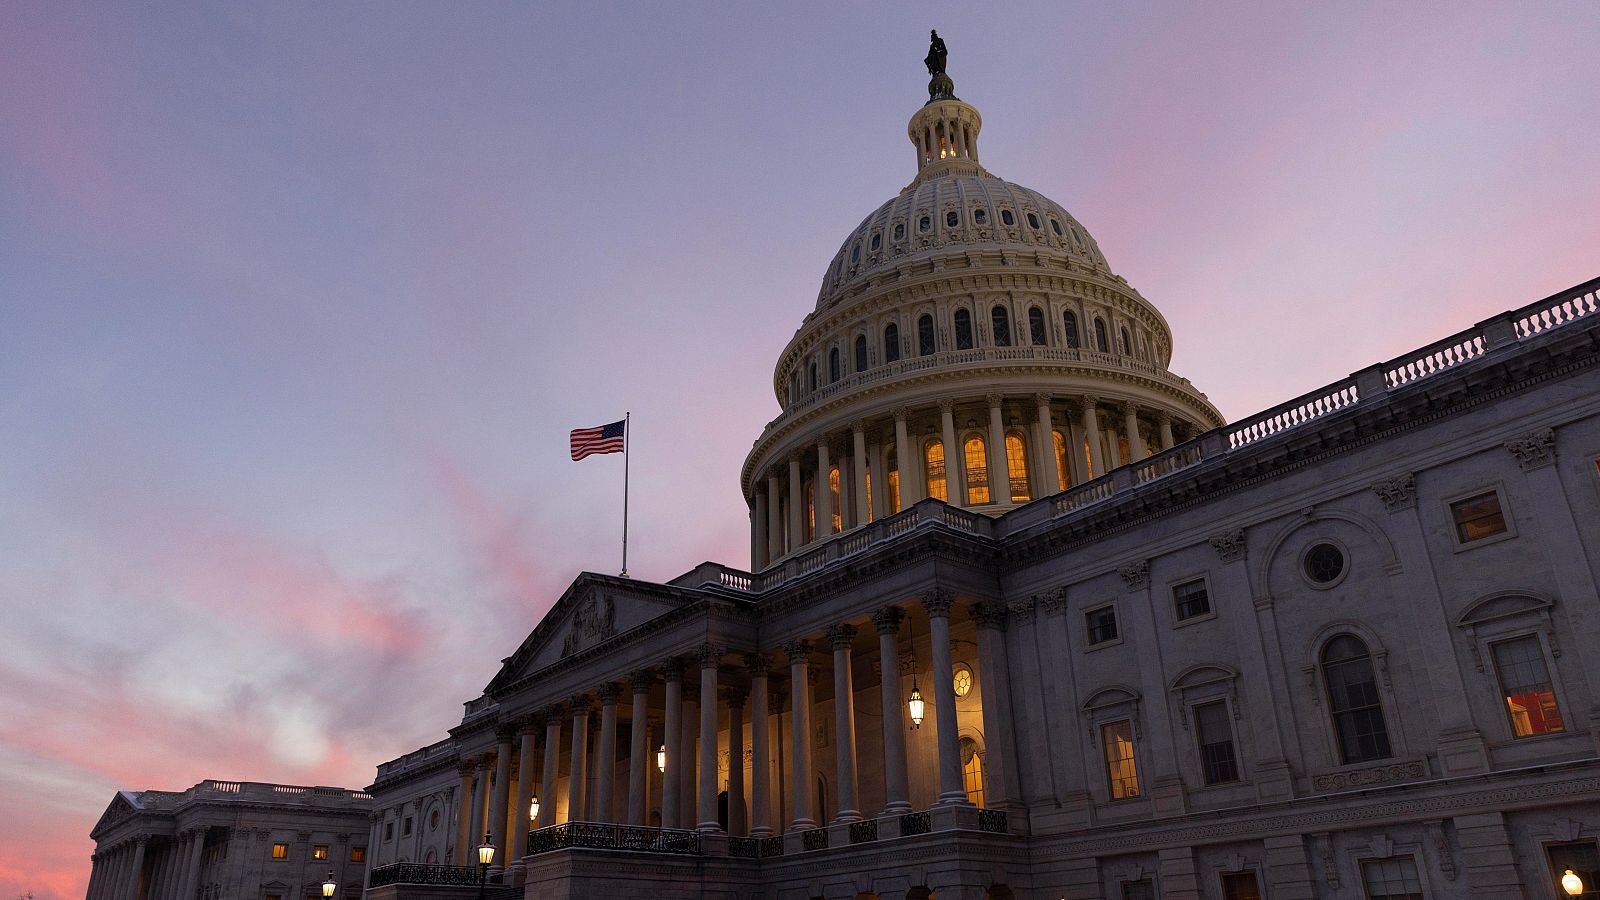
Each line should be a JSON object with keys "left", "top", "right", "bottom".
{"left": 539, "top": 711, "right": 562, "bottom": 829}
{"left": 1123, "top": 403, "right": 1147, "bottom": 460}
{"left": 364, "top": 818, "right": 381, "bottom": 890}
{"left": 1081, "top": 396, "right": 1104, "bottom": 477}
{"left": 159, "top": 836, "right": 183, "bottom": 900}
{"left": 816, "top": 440, "right": 835, "bottom": 538}
{"left": 987, "top": 394, "right": 1011, "bottom": 503}
{"left": 596, "top": 683, "right": 620, "bottom": 822}
{"left": 726, "top": 687, "right": 747, "bottom": 836}
{"left": 1456, "top": 812, "right": 1522, "bottom": 896}
{"left": 176, "top": 828, "right": 205, "bottom": 900}
{"left": 679, "top": 695, "right": 698, "bottom": 829}
{"left": 894, "top": 407, "right": 920, "bottom": 504}
{"left": 923, "top": 590, "right": 968, "bottom": 805}
{"left": 568, "top": 696, "right": 591, "bottom": 822}
{"left": 940, "top": 399, "right": 966, "bottom": 502}
{"left": 1262, "top": 834, "right": 1318, "bottom": 900}
{"left": 785, "top": 639, "right": 817, "bottom": 830}
{"left": 473, "top": 756, "right": 492, "bottom": 841}
{"left": 868, "top": 437, "right": 887, "bottom": 519}
{"left": 661, "top": 660, "right": 684, "bottom": 829}
{"left": 872, "top": 607, "right": 912, "bottom": 814}
{"left": 627, "top": 672, "right": 652, "bottom": 825}
{"left": 787, "top": 455, "right": 804, "bottom": 551}
{"left": 124, "top": 836, "right": 147, "bottom": 900}
{"left": 828, "top": 623, "right": 862, "bottom": 822}
{"left": 752, "top": 490, "right": 768, "bottom": 570}
{"left": 1157, "top": 412, "right": 1175, "bottom": 450}
{"left": 765, "top": 473, "right": 783, "bottom": 563}
{"left": 852, "top": 422, "right": 870, "bottom": 525}
{"left": 972, "top": 602, "right": 1017, "bottom": 812}
{"left": 1036, "top": 393, "right": 1060, "bottom": 493}
{"left": 489, "top": 730, "right": 514, "bottom": 873}
{"left": 746, "top": 654, "right": 774, "bottom": 837}
{"left": 513, "top": 719, "right": 538, "bottom": 866}
{"left": 838, "top": 455, "right": 854, "bottom": 530}
{"left": 85, "top": 853, "right": 101, "bottom": 900}
{"left": 697, "top": 645, "right": 722, "bottom": 832}
{"left": 455, "top": 764, "right": 474, "bottom": 863}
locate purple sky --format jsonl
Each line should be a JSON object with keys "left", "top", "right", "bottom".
{"left": 2, "top": 3, "right": 1597, "bottom": 896}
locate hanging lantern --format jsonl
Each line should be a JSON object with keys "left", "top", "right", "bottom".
{"left": 529, "top": 795, "right": 539, "bottom": 821}
{"left": 907, "top": 679, "right": 926, "bottom": 729}
{"left": 1564, "top": 869, "right": 1584, "bottom": 896}
{"left": 657, "top": 744, "right": 667, "bottom": 772}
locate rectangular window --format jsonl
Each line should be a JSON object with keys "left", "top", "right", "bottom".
{"left": 1362, "top": 856, "right": 1424, "bottom": 899}
{"left": 1086, "top": 606, "right": 1119, "bottom": 645}
{"left": 311, "top": 845, "right": 328, "bottom": 861}
{"left": 1194, "top": 700, "right": 1240, "bottom": 784}
{"left": 1547, "top": 841, "right": 1600, "bottom": 898}
{"left": 1120, "top": 879, "right": 1156, "bottom": 900}
{"left": 403, "top": 814, "right": 415, "bottom": 836}
{"left": 1173, "top": 579, "right": 1211, "bottom": 620}
{"left": 270, "top": 843, "right": 288, "bottom": 860}
{"left": 1451, "top": 490, "right": 1507, "bottom": 543}
{"left": 1220, "top": 871, "right": 1261, "bottom": 900}
{"left": 1101, "top": 719, "right": 1140, "bottom": 799}
{"left": 1493, "top": 636, "right": 1564, "bottom": 736}
{"left": 350, "top": 847, "right": 365, "bottom": 863}
{"left": 384, "top": 822, "right": 394, "bottom": 841}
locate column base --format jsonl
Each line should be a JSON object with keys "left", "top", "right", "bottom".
{"left": 787, "top": 818, "right": 817, "bottom": 832}
{"left": 936, "top": 792, "right": 972, "bottom": 806}
{"left": 748, "top": 826, "right": 773, "bottom": 838}
{"left": 881, "top": 801, "right": 912, "bottom": 816}
{"left": 831, "top": 810, "right": 862, "bottom": 824}
{"left": 696, "top": 822, "right": 723, "bottom": 834}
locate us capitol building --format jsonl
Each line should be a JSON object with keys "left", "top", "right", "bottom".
{"left": 353, "top": 36, "right": 1600, "bottom": 900}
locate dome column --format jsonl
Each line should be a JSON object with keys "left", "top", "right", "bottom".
{"left": 894, "top": 407, "right": 920, "bottom": 505}
{"left": 815, "top": 441, "right": 835, "bottom": 538}
{"left": 1081, "top": 396, "right": 1105, "bottom": 478}
{"left": 852, "top": 423, "right": 870, "bottom": 526}
{"left": 1158, "top": 412, "right": 1175, "bottom": 451}
{"left": 751, "top": 490, "right": 768, "bottom": 570}
{"left": 987, "top": 394, "right": 1010, "bottom": 504}
{"left": 1122, "top": 403, "right": 1148, "bottom": 461}
{"left": 1036, "top": 394, "right": 1060, "bottom": 494}
{"left": 940, "top": 399, "right": 965, "bottom": 503}
{"left": 765, "top": 473, "right": 783, "bottom": 563}
{"left": 786, "top": 455, "right": 804, "bottom": 552}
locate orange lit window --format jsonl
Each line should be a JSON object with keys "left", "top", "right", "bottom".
{"left": 960, "top": 737, "right": 985, "bottom": 808}
{"left": 924, "top": 440, "right": 947, "bottom": 501}
{"left": 1451, "top": 491, "right": 1507, "bottom": 543}
{"left": 312, "top": 846, "right": 328, "bottom": 861}
{"left": 1005, "top": 432, "right": 1030, "bottom": 502}
{"left": 1492, "top": 636, "right": 1564, "bottom": 737}
{"left": 1052, "top": 430, "right": 1073, "bottom": 490}
{"left": 828, "top": 466, "right": 842, "bottom": 533}
{"left": 964, "top": 435, "right": 989, "bottom": 504}
{"left": 864, "top": 470, "right": 872, "bottom": 523}
{"left": 1101, "top": 720, "right": 1140, "bottom": 799}
{"left": 271, "top": 843, "right": 288, "bottom": 860}
{"left": 350, "top": 847, "right": 365, "bottom": 863}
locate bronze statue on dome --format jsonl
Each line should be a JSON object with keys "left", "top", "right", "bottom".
{"left": 925, "top": 30, "right": 956, "bottom": 102}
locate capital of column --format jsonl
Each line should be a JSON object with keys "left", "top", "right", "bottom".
{"left": 970, "top": 600, "right": 1007, "bottom": 631}
{"left": 1082, "top": 393, "right": 1100, "bottom": 407}
{"left": 783, "top": 639, "right": 812, "bottom": 663}
{"left": 892, "top": 406, "right": 911, "bottom": 422}
{"left": 542, "top": 701, "right": 569, "bottom": 719}
{"left": 1033, "top": 391, "right": 1052, "bottom": 407}
{"left": 743, "top": 651, "right": 774, "bottom": 676}
{"left": 1006, "top": 597, "right": 1037, "bottom": 625}
{"left": 518, "top": 715, "right": 542, "bottom": 737}
{"left": 722, "top": 685, "right": 749, "bottom": 708}
{"left": 457, "top": 762, "right": 476, "bottom": 778}
{"left": 696, "top": 644, "right": 723, "bottom": 669}
{"left": 494, "top": 723, "right": 518, "bottom": 742}
{"left": 474, "top": 755, "right": 492, "bottom": 772}
{"left": 921, "top": 587, "right": 955, "bottom": 618}
{"left": 629, "top": 670, "right": 656, "bottom": 693}
{"left": 596, "top": 682, "right": 622, "bottom": 704}
{"left": 662, "top": 657, "right": 686, "bottom": 681}
{"left": 1036, "top": 586, "right": 1067, "bottom": 615}
{"left": 852, "top": 419, "right": 867, "bottom": 435}
{"left": 569, "top": 694, "right": 595, "bottom": 716}
{"left": 1155, "top": 411, "right": 1172, "bottom": 426}
{"left": 826, "top": 623, "right": 858, "bottom": 649}
{"left": 985, "top": 392, "right": 1003, "bottom": 408}
{"left": 937, "top": 397, "right": 955, "bottom": 413}
{"left": 133, "top": 834, "right": 150, "bottom": 847}
{"left": 870, "top": 605, "right": 903, "bottom": 635}
{"left": 1120, "top": 400, "right": 1138, "bottom": 416}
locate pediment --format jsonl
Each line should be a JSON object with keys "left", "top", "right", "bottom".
{"left": 90, "top": 791, "right": 142, "bottom": 840}
{"left": 1082, "top": 685, "right": 1140, "bottom": 711}
{"left": 1457, "top": 592, "right": 1553, "bottom": 627}
{"left": 485, "top": 574, "right": 695, "bottom": 694}
{"left": 1170, "top": 664, "right": 1237, "bottom": 692}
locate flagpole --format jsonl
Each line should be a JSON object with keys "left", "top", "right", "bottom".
{"left": 620, "top": 411, "right": 630, "bottom": 578}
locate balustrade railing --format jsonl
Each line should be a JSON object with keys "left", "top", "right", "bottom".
{"left": 900, "top": 812, "right": 932, "bottom": 836}
{"left": 728, "top": 837, "right": 759, "bottom": 859}
{"left": 1225, "top": 379, "right": 1361, "bottom": 449}
{"left": 801, "top": 828, "right": 830, "bottom": 851}
{"left": 848, "top": 820, "right": 879, "bottom": 844}
{"left": 526, "top": 822, "right": 702, "bottom": 857}
{"left": 759, "top": 835, "right": 785, "bottom": 858}
{"left": 1515, "top": 279, "right": 1599, "bottom": 337}
{"left": 977, "top": 809, "right": 1008, "bottom": 834}
{"left": 369, "top": 863, "right": 481, "bottom": 887}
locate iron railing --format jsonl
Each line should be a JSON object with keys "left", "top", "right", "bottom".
{"left": 848, "top": 820, "right": 879, "bottom": 843}
{"left": 900, "top": 812, "right": 932, "bottom": 836}
{"left": 759, "top": 835, "right": 785, "bottom": 858}
{"left": 977, "top": 809, "right": 1008, "bottom": 834}
{"left": 802, "top": 828, "right": 830, "bottom": 851}
{"left": 368, "top": 863, "right": 481, "bottom": 887}
{"left": 526, "top": 822, "right": 701, "bottom": 857}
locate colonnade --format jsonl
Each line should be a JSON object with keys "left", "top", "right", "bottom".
{"left": 86, "top": 828, "right": 207, "bottom": 900}
{"left": 750, "top": 394, "right": 1188, "bottom": 567}
{"left": 457, "top": 590, "right": 1013, "bottom": 870}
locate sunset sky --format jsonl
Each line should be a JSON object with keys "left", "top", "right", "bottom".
{"left": 2, "top": 3, "right": 1598, "bottom": 896}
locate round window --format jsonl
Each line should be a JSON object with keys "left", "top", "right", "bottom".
{"left": 952, "top": 663, "right": 973, "bottom": 698}
{"left": 429, "top": 809, "right": 440, "bottom": 830}
{"left": 1304, "top": 543, "right": 1345, "bottom": 585}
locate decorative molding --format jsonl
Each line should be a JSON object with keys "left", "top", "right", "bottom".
{"left": 826, "top": 623, "right": 858, "bottom": 649}
{"left": 783, "top": 640, "right": 812, "bottom": 664}
{"left": 1118, "top": 561, "right": 1150, "bottom": 590}
{"left": 695, "top": 644, "right": 723, "bottom": 668}
{"left": 970, "top": 601, "right": 1007, "bottom": 631}
{"left": 1006, "top": 597, "right": 1037, "bottom": 625}
{"left": 921, "top": 588, "right": 955, "bottom": 617}
{"left": 743, "top": 652, "right": 773, "bottom": 676}
{"left": 869, "top": 606, "right": 902, "bottom": 635}
{"left": 1505, "top": 427, "right": 1556, "bottom": 470}
{"left": 628, "top": 670, "right": 655, "bottom": 693}
{"left": 1371, "top": 473, "right": 1417, "bottom": 511}
{"left": 1036, "top": 587, "right": 1067, "bottom": 615}
{"left": 1311, "top": 760, "right": 1426, "bottom": 793}
{"left": 560, "top": 592, "right": 616, "bottom": 658}
{"left": 1209, "top": 528, "right": 1247, "bottom": 562}
{"left": 594, "top": 682, "right": 622, "bottom": 703}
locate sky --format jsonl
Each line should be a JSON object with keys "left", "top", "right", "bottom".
{"left": 2, "top": 2, "right": 1597, "bottom": 896}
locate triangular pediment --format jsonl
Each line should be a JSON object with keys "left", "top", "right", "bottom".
{"left": 484, "top": 573, "right": 700, "bottom": 694}
{"left": 90, "top": 791, "right": 142, "bottom": 840}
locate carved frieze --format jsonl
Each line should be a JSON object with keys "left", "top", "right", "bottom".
{"left": 1371, "top": 473, "right": 1417, "bottom": 511}
{"left": 1311, "top": 760, "right": 1426, "bottom": 793}
{"left": 1505, "top": 427, "right": 1556, "bottom": 470}
{"left": 1118, "top": 561, "right": 1150, "bottom": 590}
{"left": 1209, "top": 528, "right": 1247, "bottom": 562}
{"left": 560, "top": 592, "right": 616, "bottom": 658}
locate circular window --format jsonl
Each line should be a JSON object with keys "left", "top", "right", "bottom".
{"left": 1304, "top": 542, "right": 1345, "bottom": 586}
{"left": 952, "top": 663, "right": 973, "bottom": 698}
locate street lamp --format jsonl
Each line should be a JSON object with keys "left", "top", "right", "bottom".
{"left": 1564, "top": 869, "right": 1584, "bottom": 896}
{"left": 475, "top": 832, "right": 495, "bottom": 900}
{"left": 321, "top": 871, "right": 336, "bottom": 898}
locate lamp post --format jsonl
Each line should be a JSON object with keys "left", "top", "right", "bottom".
{"left": 476, "top": 832, "right": 495, "bottom": 900}
{"left": 321, "top": 870, "right": 336, "bottom": 898}
{"left": 1564, "top": 869, "right": 1584, "bottom": 896}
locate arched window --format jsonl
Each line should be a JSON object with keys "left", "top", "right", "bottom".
{"left": 808, "top": 362, "right": 817, "bottom": 391}
{"left": 1120, "top": 326, "right": 1132, "bottom": 355}
{"left": 961, "top": 737, "right": 985, "bottom": 808}
{"left": 946, "top": 211, "right": 960, "bottom": 228}
{"left": 850, "top": 243, "right": 860, "bottom": 264}
{"left": 803, "top": 476, "right": 815, "bottom": 542}
{"left": 893, "top": 222, "right": 905, "bottom": 241}
{"left": 973, "top": 208, "right": 987, "bottom": 225}
{"left": 1321, "top": 635, "right": 1392, "bottom": 764}
{"left": 918, "top": 314, "right": 937, "bottom": 355}
{"left": 854, "top": 335, "right": 869, "bottom": 372}
{"left": 828, "top": 347, "right": 841, "bottom": 383}
{"left": 1063, "top": 310, "right": 1080, "bottom": 348}
{"left": 964, "top": 434, "right": 990, "bottom": 504}
{"left": 1028, "top": 307, "right": 1047, "bottom": 345}
{"left": 1026, "top": 212, "right": 1040, "bottom": 229}
{"left": 1005, "top": 431, "right": 1031, "bottom": 502}
{"left": 886, "top": 446, "right": 901, "bottom": 514}
{"left": 869, "top": 232, "right": 881, "bottom": 252}
{"left": 828, "top": 466, "right": 842, "bottom": 533}
{"left": 883, "top": 323, "right": 901, "bottom": 362}
{"left": 1000, "top": 209, "right": 1015, "bottom": 226}
{"left": 954, "top": 309, "right": 974, "bottom": 350}
{"left": 924, "top": 439, "right": 947, "bottom": 501}
{"left": 1094, "top": 318, "right": 1109, "bottom": 352}
{"left": 1052, "top": 429, "right": 1074, "bottom": 490}
{"left": 918, "top": 215, "right": 931, "bottom": 233}
{"left": 991, "top": 305, "right": 1011, "bottom": 347}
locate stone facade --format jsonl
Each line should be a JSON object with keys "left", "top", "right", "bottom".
{"left": 86, "top": 779, "right": 372, "bottom": 900}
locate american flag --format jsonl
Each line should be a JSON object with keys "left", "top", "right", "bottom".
{"left": 570, "top": 419, "right": 626, "bottom": 460}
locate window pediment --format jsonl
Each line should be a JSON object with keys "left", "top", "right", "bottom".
{"left": 1083, "top": 685, "right": 1140, "bottom": 711}
{"left": 1169, "top": 664, "right": 1237, "bottom": 692}
{"left": 1456, "top": 591, "right": 1553, "bottom": 628}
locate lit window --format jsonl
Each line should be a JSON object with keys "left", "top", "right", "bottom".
{"left": 864, "top": 470, "right": 872, "bottom": 523}
{"left": 1220, "top": 871, "right": 1261, "bottom": 900}
{"left": 924, "top": 440, "right": 947, "bottom": 501}
{"left": 1094, "top": 318, "right": 1109, "bottom": 352}
{"left": 1101, "top": 720, "right": 1140, "bottom": 799}
{"left": 991, "top": 305, "right": 1011, "bottom": 346}
{"left": 1194, "top": 700, "right": 1239, "bottom": 784}
{"left": 954, "top": 309, "right": 974, "bottom": 349}
{"left": 1005, "top": 432, "right": 1030, "bottom": 502}
{"left": 1546, "top": 842, "right": 1600, "bottom": 898}
{"left": 886, "top": 459, "right": 900, "bottom": 514}
{"left": 828, "top": 347, "right": 841, "bottom": 382}
{"left": 1053, "top": 430, "right": 1073, "bottom": 490}
{"left": 1173, "top": 579, "right": 1211, "bottom": 620}
{"left": 946, "top": 210, "right": 960, "bottom": 228}
{"left": 1028, "top": 306, "right": 1047, "bottom": 345}
{"left": 883, "top": 323, "right": 901, "bottom": 362}
{"left": 1451, "top": 491, "right": 1507, "bottom": 543}
{"left": 1000, "top": 209, "right": 1015, "bottom": 226}
{"left": 1063, "top": 310, "right": 1080, "bottom": 348}
{"left": 271, "top": 843, "right": 289, "bottom": 859}
{"left": 960, "top": 737, "right": 985, "bottom": 807}
{"left": 973, "top": 208, "right": 987, "bottom": 225}
{"left": 1322, "top": 635, "right": 1392, "bottom": 763}
{"left": 828, "top": 466, "right": 842, "bottom": 533}
{"left": 1492, "top": 635, "right": 1564, "bottom": 737}
{"left": 803, "top": 476, "right": 815, "bottom": 541}
{"left": 350, "top": 847, "right": 366, "bottom": 863}
{"left": 312, "top": 845, "right": 329, "bottom": 860}
{"left": 1361, "top": 857, "right": 1424, "bottom": 900}
{"left": 854, "top": 334, "right": 869, "bottom": 372}
{"left": 1120, "top": 880, "right": 1155, "bottom": 900}
{"left": 917, "top": 314, "right": 936, "bottom": 356}
{"left": 964, "top": 435, "right": 989, "bottom": 504}
{"left": 1086, "top": 606, "right": 1118, "bottom": 645}
{"left": 266, "top": 895, "right": 282, "bottom": 900}
{"left": 953, "top": 664, "right": 973, "bottom": 697}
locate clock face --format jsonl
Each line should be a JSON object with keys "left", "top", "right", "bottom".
{"left": 953, "top": 665, "right": 973, "bottom": 697}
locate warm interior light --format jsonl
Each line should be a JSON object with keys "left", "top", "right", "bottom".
{"left": 529, "top": 796, "right": 539, "bottom": 821}
{"left": 907, "top": 680, "right": 925, "bottom": 729}
{"left": 657, "top": 744, "right": 667, "bottom": 772}
{"left": 477, "top": 832, "right": 495, "bottom": 866}
{"left": 321, "top": 871, "right": 336, "bottom": 898}
{"left": 1564, "top": 869, "right": 1584, "bottom": 896}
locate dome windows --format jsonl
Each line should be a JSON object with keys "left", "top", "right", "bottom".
{"left": 883, "top": 323, "right": 901, "bottom": 363}
{"left": 946, "top": 211, "right": 960, "bottom": 228}
{"left": 828, "top": 347, "right": 841, "bottom": 383}
{"left": 854, "top": 334, "right": 869, "bottom": 372}
{"left": 954, "top": 309, "right": 974, "bottom": 350}
{"left": 1050, "top": 218, "right": 1064, "bottom": 236}
{"left": 964, "top": 435, "right": 990, "bottom": 504}
{"left": 1000, "top": 209, "right": 1015, "bottom": 227}
{"left": 1120, "top": 326, "right": 1132, "bottom": 355}
{"left": 919, "top": 215, "right": 931, "bottom": 233}
{"left": 1094, "top": 318, "right": 1110, "bottom": 352}
{"left": 893, "top": 222, "right": 905, "bottom": 242}
{"left": 991, "top": 305, "right": 1012, "bottom": 347}
{"left": 924, "top": 438, "right": 948, "bottom": 501}
{"left": 850, "top": 243, "right": 860, "bottom": 265}
{"left": 1063, "top": 311, "right": 1080, "bottom": 348}
{"left": 918, "top": 314, "right": 937, "bottom": 356}
{"left": 808, "top": 362, "right": 818, "bottom": 391}
{"left": 1028, "top": 306, "right": 1047, "bottom": 345}
{"left": 1005, "top": 431, "right": 1031, "bottom": 502}
{"left": 1026, "top": 211, "right": 1041, "bottom": 230}
{"left": 973, "top": 208, "right": 987, "bottom": 225}
{"left": 869, "top": 232, "right": 881, "bottom": 252}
